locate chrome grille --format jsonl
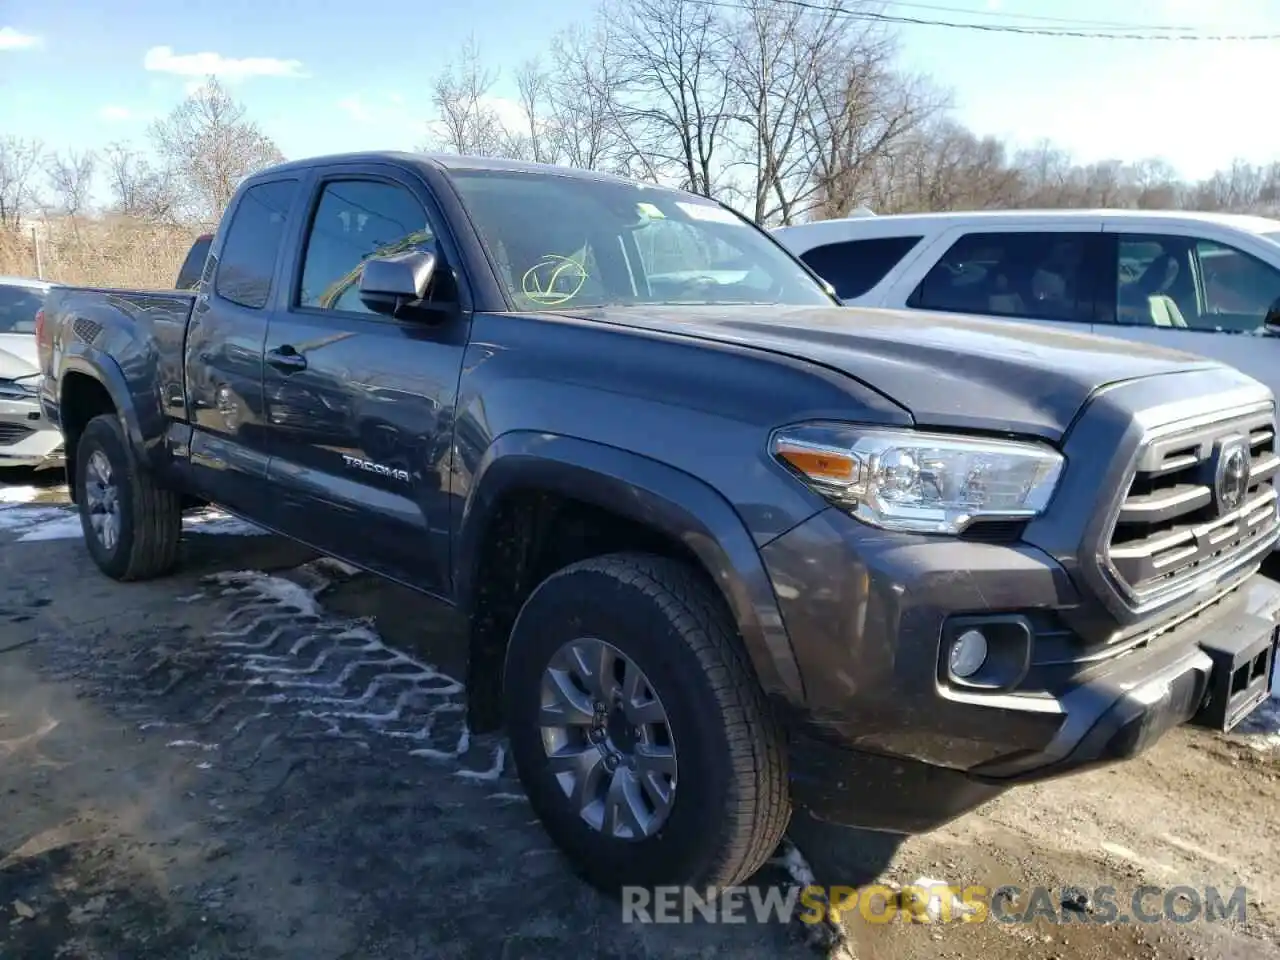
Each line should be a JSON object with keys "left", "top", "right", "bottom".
{"left": 1104, "top": 405, "right": 1280, "bottom": 607}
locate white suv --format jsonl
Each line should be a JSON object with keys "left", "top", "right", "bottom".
{"left": 773, "top": 209, "right": 1280, "bottom": 398}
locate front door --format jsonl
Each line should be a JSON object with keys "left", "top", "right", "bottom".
{"left": 262, "top": 166, "right": 469, "bottom": 596}
{"left": 1092, "top": 231, "right": 1280, "bottom": 398}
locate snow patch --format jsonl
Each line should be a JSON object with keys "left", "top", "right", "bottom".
{"left": 775, "top": 839, "right": 817, "bottom": 888}
{"left": 0, "top": 503, "right": 270, "bottom": 542}
{"left": 0, "top": 505, "right": 69, "bottom": 534}
{"left": 0, "top": 486, "right": 42, "bottom": 504}
{"left": 183, "top": 508, "right": 270, "bottom": 536}
{"left": 16, "top": 511, "right": 83, "bottom": 542}
{"left": 204, "top": 570, "right": 323, "bottom": 618}
{"left": 190, "top": 569, "right": 509, "bottom": 784}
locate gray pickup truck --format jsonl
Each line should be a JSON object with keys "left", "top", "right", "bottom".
{"left": 36, "top": 152, "right": 1280, "bottom": 894}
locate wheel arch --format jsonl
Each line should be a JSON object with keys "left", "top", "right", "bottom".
{"left": 455, "top": 431, "right": 807, "bottom": 731}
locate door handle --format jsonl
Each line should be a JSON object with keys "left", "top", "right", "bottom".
{"left": 266, "top": 345, "right": 307, "bottom": 372}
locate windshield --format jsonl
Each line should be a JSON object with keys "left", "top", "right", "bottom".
{"left": 0, "top": 284, "right": 45, "bottom": 334}
{"left": 1265, "top": 231, "right": 1280, "bottom": 245}
{"left": 447, "top": 169, "right": 835, "bottom": 311}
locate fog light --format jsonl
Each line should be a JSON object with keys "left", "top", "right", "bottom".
{"left": 948, "top": 629, "right": 988, "bottom": 679}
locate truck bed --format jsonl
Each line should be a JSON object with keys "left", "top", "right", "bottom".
{"left": 39, "top": 286, "right": 197, "bottom": 435}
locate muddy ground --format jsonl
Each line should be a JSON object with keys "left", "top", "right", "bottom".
{"left": 1, "top": 469, "right": 1278, "bottom": 960}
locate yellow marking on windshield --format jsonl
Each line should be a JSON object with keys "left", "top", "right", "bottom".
{"left": 521, "top": 254, "right": 589, "bottom": 305}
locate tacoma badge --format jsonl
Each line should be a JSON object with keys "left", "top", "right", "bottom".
{"left": 342, "top": 454, "right": 410, "bottom": 483}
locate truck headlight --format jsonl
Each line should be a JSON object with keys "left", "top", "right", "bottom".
{"left": 769, "top": 422, "right": 1064, "bottom": 535}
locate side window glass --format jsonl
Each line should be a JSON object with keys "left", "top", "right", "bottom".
{"left": 1195, "top": 239, "right": 1280, "bottom": 334}
{"left": 910, "top": 232, "right": 1089, "bottom": 322}
{"left": 298, "top": 179, "right": 438, "bottom": 314}
{"left": 214, "top": 180, "right": 298, "bottom": 309}
{"left": 1115, "top": 234, "right": 1197, "bottom": 328}
{"left": 799, "top": 236, "right": 922, "bottom": 300}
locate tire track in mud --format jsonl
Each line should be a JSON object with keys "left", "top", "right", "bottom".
{"left": 150, "top": 565, "right": 522, "bottom": 799}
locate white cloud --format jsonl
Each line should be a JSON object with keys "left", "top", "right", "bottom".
{"left": 99, "top": 105, "right": 133, "bottom": 121}
{"left": 0, "top": 27, "right": 41, "bottom": 51}
{"left": 337, "top": 92, "right": 417, "bottom": 125}
{"left": 338, "top": 95, "right": 373, "bottom": 123}
{"left": 142, "top": 44, "right": 306, "bottom": 81}
{"left": 480, "top": 95, "right": 527, "bottom": 133}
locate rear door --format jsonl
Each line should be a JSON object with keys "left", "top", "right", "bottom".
{"left": 183, "top": 175, "right": 303, "bottom": 518}
{"left": 261, "top": 162, "right": 470, "bottom": 596}
{"left": 900, "top": 222, "right": 1108, "bottom": 336}
{"left": 1093, "top": 223, "right": 1280, "bottom": 398}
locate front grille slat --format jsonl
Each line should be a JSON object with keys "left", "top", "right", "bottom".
{"left": 1104, "top": 405, "right": 1280, "bottom": 607}
{"left": 0, "top": 423, "right": 35, "bottom": 446}
{"left": 1116, "top": 483, "right": 1211, "bottom": 525}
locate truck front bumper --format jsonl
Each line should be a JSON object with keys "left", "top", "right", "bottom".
{"left": 0, "top": 396, "right": 64, "bottom": 470}
{"left": 759, "top": 507, "right": 1280, "bottom": 834}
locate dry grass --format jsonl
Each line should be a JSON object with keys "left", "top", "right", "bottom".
{"left": 0, "top": 217, "right": 203, "bottom": 290}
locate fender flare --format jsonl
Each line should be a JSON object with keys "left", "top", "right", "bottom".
{"left": 58, "top": 346, "right": 151, "bottom": 463}
{"left": 455, "top": 430, "right": 807, "bottom": 707}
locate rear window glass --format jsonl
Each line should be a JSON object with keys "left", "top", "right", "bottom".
{"left": 798, "top": 236, "right": 922, "bottom": 300}
{"left": 214, "top": 180, "right": 298, "bottom": 309}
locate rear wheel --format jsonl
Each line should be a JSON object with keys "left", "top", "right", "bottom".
{"left": 502, "top": 552, "right": 791, "bottom": 893}
{"left": 75, "top": 413, "right": 182, "bottom": 581}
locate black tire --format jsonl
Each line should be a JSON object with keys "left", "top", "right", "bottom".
{"left": 75, "top": 413, "right": 182, "bottom": 581}
{"left": 503, "top": 552, "right": 791, "bottom": 894}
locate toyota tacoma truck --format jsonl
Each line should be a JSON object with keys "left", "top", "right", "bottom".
{"left": 35, "top": 152, "right": 1280, "bottom": 894}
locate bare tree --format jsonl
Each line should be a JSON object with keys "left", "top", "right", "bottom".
{"left": 1129, "top": 158, "right": 1181, "bottom": 209}
{"left": 149, "top": 76, "right": 285, "bottom": 220}
{"left": 544, "top": 24, "right": 630, "bottom": 174}
{"left": 726, "top": 0, "right": 850, "bottom": 223}
{"left": 46, "top": 149, "right": 98, "bottom": 221}
{"left": 101, "top": 142, "right": 183, "bottom": 223}
{"left": 602, "top": 0, "right": 736, "bottom": 194}
{"left": 425, "top": 36, "right": 507, "bottom": 157}
{"left": 0, "top": 136, "right": 45, "bottom": 229}
{"left": 806, "top": 40, "right": 946, "bottom": 221}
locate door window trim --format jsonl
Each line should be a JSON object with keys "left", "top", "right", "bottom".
{"left": 285, "top": 165, "right": 472, "bottom": 326}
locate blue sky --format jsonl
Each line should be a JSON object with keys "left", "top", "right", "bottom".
{"left": 1, "top": 0, "right": 1277, "bottom": 184}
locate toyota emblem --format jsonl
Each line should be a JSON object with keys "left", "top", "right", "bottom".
{"left": 1215, "top": 441, "right": 1251, "bottom": 514}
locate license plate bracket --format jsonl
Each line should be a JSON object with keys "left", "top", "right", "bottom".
{"left": 1193, "top": 620, "right": 1277, "bottom": 732}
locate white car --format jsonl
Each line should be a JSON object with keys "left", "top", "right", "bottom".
{"left": 773, "top": 209, "right": 1280, "bottom": 397}
{"left": 0, "top": 276, "right": 63, "bottom": 470}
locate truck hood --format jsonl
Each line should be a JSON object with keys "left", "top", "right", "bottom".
{"left": 577, "top": 304, "right": 1224, "bottom": 441}
{"left": 0, "top": 334, "right": 39, "bottom": 379}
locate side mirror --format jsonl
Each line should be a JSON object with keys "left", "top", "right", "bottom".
{"left": 1265, "top": 296, "right": 1280, "bottom": 334}
{"left": 359, "top": 250, "right": 438, "bottom": 318}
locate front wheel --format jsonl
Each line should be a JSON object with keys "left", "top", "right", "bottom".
{"left": 503, "top": 552, "right": 791, "bottom": 893}
{"left": 75, "top": 413, "right": 182, "bottom": 581}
